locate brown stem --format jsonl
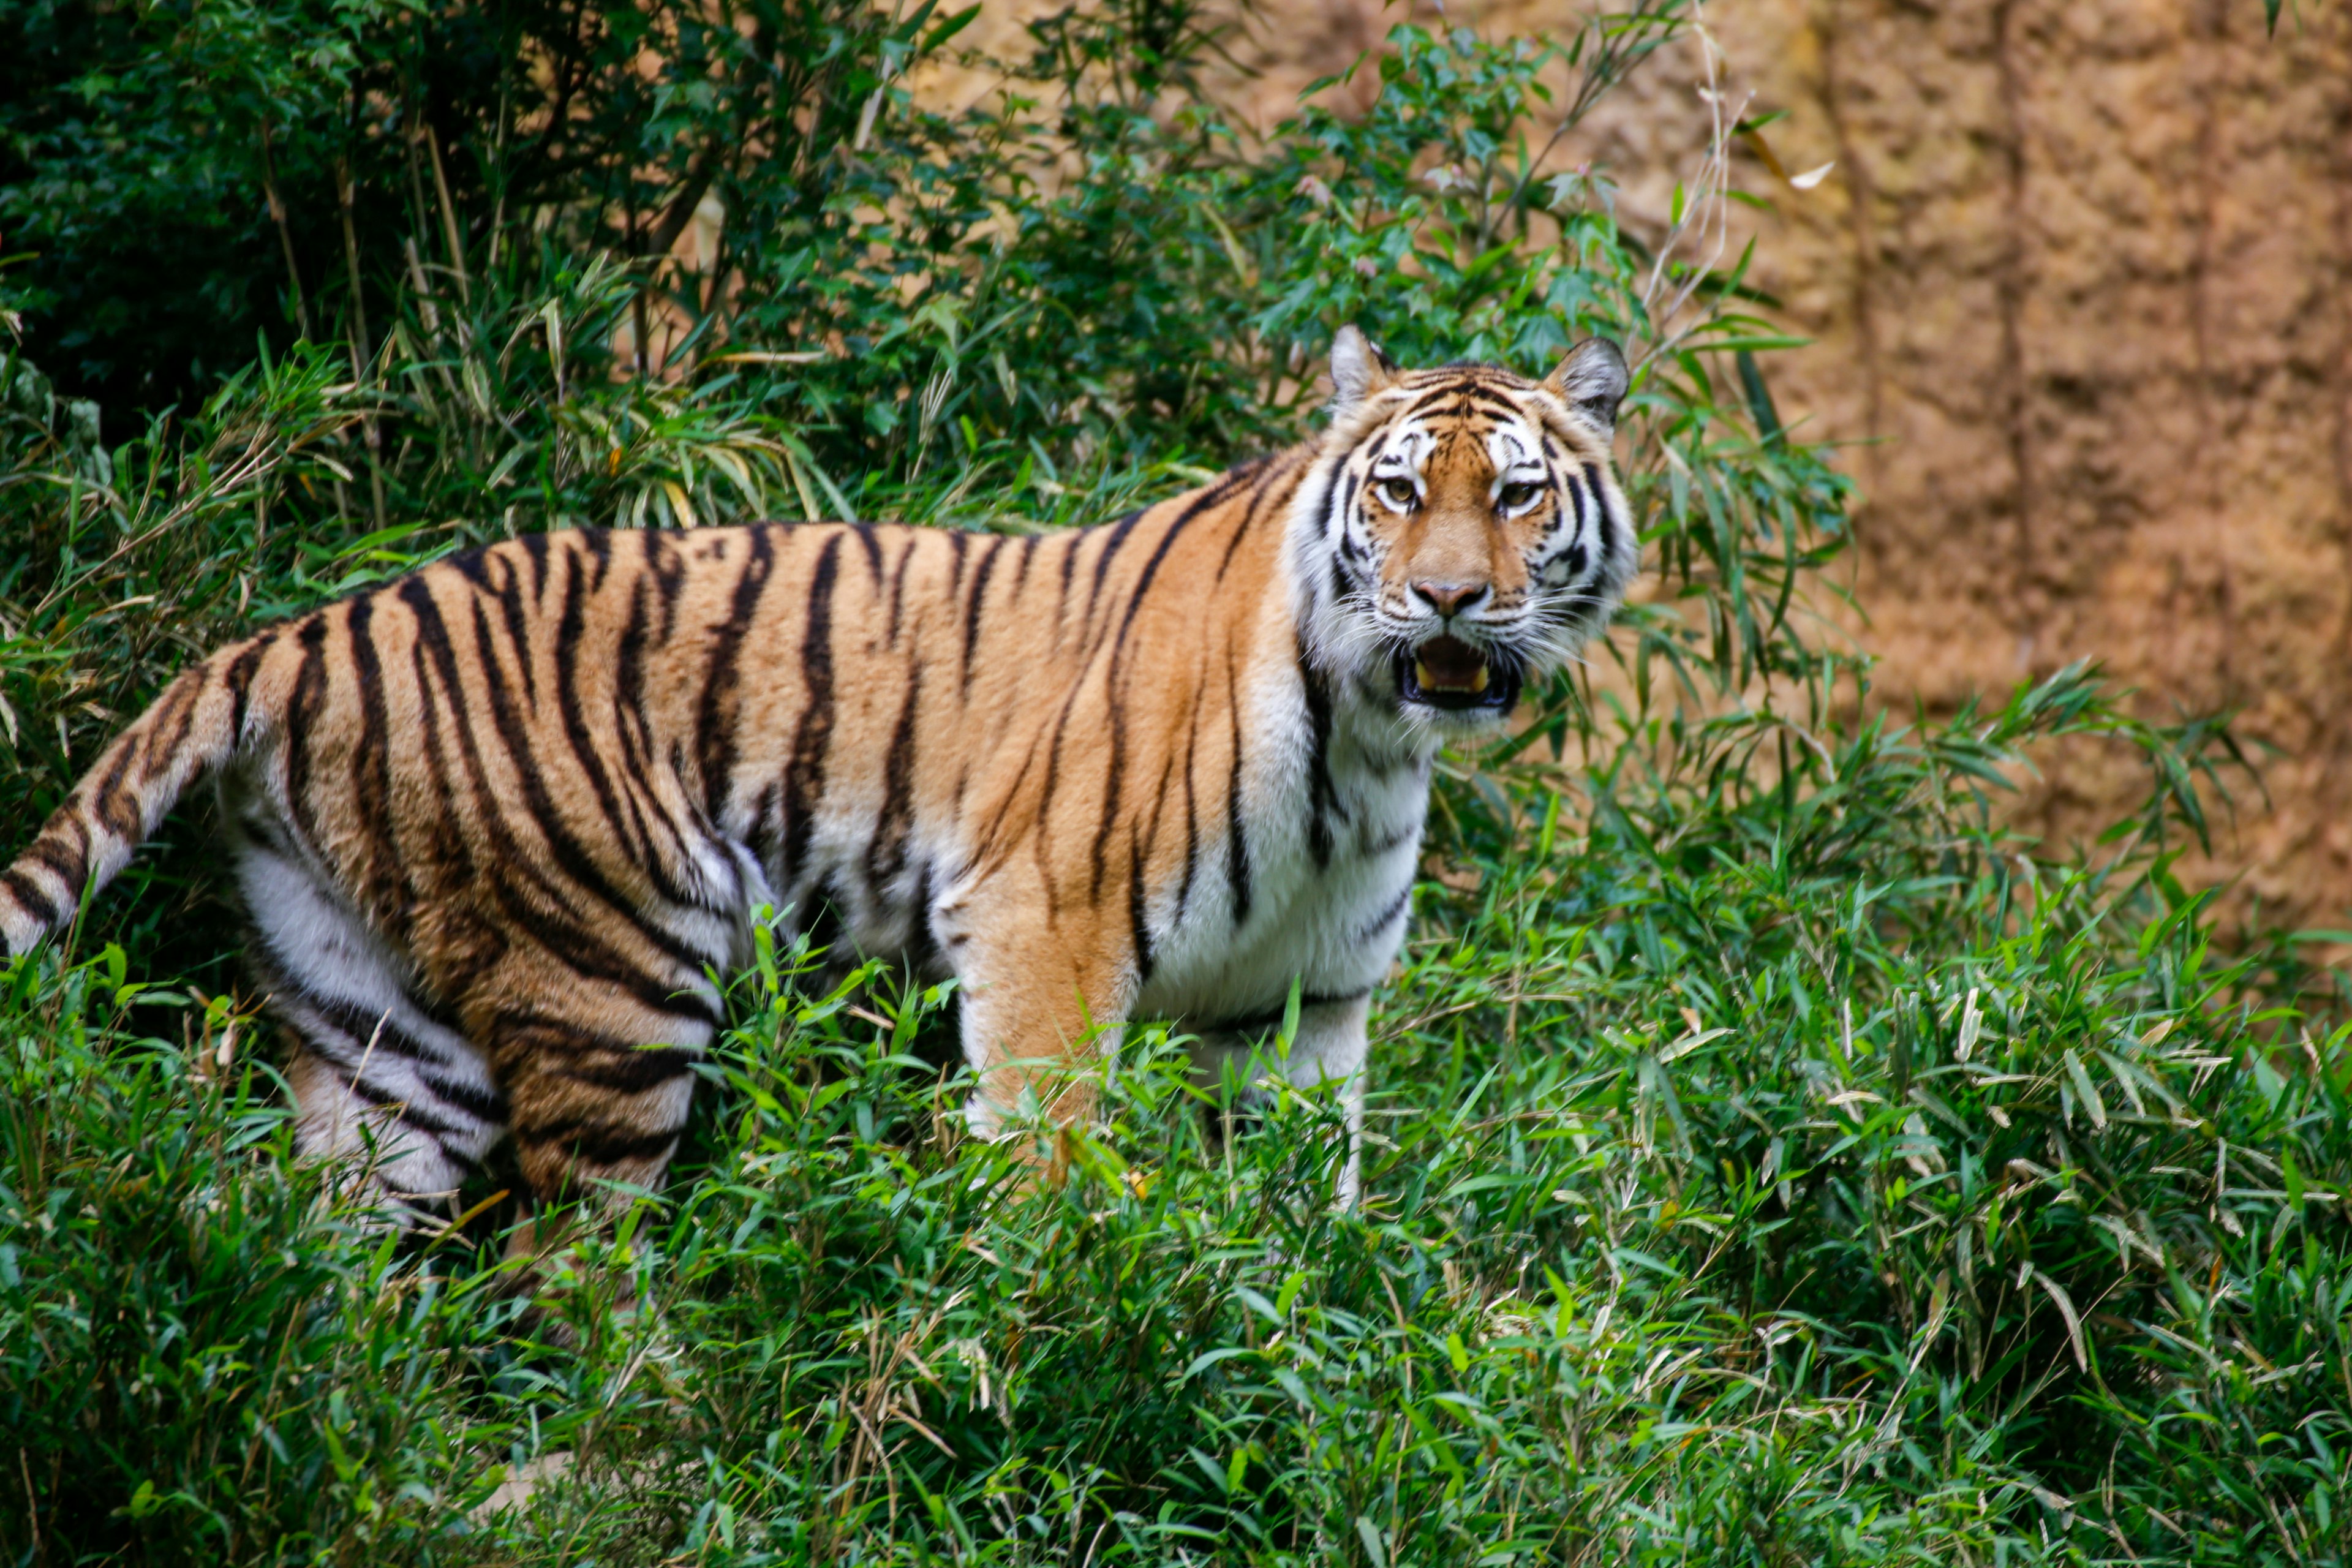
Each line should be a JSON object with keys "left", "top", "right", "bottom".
{"left": 335, "top": 155, "right": 386, "bottom": 529}
{"left": 644, "top": 143, "right": 725, "bottom": 262}
{"left": 632, "top": 279, "right": 651, "bottom": 380}
{"left": 404, "top": 102, "right": 434, "bottom": 261}
{"left": 424, "top": 123, "right": 472, "bottom": 301}
{"left": 489, "top": 64, "right": 513, "bottom": 273}
{"left": 257, "top": 117, "right": 313, "bottom": 340}
{"left": 18, "top": 1447, "right": 43, "bottom": 1568}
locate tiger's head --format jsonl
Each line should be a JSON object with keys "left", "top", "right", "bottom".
{"left": 1293, "top": 325, "right": 1637, "bottom": 733}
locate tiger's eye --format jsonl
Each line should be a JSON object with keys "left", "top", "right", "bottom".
{"left": 1379, "top": 478, "right": 1417, "bottom": 510}
{"left": 1498, "top": 482, "right": 1541, "bottom": 511}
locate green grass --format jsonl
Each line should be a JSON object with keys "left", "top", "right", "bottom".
{"left": 5, "top": 2, "right": 2351, "bottom": 1561}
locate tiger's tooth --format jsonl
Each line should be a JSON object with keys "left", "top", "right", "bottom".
{"left": 1414, "top": 658, "right": 1435, "bottom": 689}
{"left": 1470, "top": 663, "right": 1489, "bottom": 693}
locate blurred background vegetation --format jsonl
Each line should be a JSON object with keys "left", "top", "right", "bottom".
{"left": 5, "top": 0, "right": 2352, "bottom": 1562}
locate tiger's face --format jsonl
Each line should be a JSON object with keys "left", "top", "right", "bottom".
{"left": 1297, "top": 326, "right": 1637, "bottom": 731}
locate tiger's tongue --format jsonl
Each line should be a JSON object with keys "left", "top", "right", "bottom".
{"left": 1414, "top": 636, "right": 1488, "bottom": 692}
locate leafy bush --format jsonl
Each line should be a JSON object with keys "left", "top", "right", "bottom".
{"left": 4, "top": 1, "right": 2347, "bottom": 1564}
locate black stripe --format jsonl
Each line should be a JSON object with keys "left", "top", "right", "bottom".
{"left": 865, "top": 662, "right": 923, "bottom": 894}
{"left": 295, "top": 990, "right": 510, "bottom": 1123}
{"left": 887, "top": 535, "right": 918, "bottom": 646}
{"left": 404, "top": 630, "right": 479, "bottom": 891}
{"left": 647, "top": 530, "right": 688, "bottom": 643}
{"left": 1031, "top": 681, "right": 1084, "bottom": 839}
{"left": 1086, "top": 508, "right": 1150, "bottom": 620}
{"left": 1111, "top": 488, "right": 1224, "bottom": 654}
{"left": 579, "top": 527, "right": 614, "bottom": 592}
{"left": 1215, "top": 457, "right": 1285, "bottom": 582}
{"left": 343, "top": 594, "right": 405, "bottom": 928}
{"left": 82, "top": 735, "right": 145, "bottom": 843}
{"left": 746, "top": 780, "right": 781, "bottom": 865}
{"left": 21, "top": 833, "right": 87, "bottom": 889}
{"left": 281, "top": 613, "right": 334, "bottom": 850}
{"left": 971, "top": 728, "right": 1046, "bottom": 872}
{"left": 1457, "top": 391, "right": 1527, "bottom": 421}
{"left": 483, "top": 549, "right": 541, "bottom": 710}
{"left": 1224, "top": 655, "right": 1251, "bottom": 928}
{"left": 851, "top": 522, "right": 884, "bottom": 584}
{"left": 1400, "top": 386, "right": 1464, "bottom": 421}
{"left": 1175, "top": 697, "right": 1202, "bottom": 921}
{"left": 781, "top": 532, "right": 842, "bottom": 882}
{"left": 134, "top": 667, "right": 204, "bottom": 784}
{"left": 960, "top": 533, "right": 1005, "bottom": 695}
{"left": 1089, "top": 697, "right": 1126, "bottom": 904}
{"left": 609, "top": 572, "right": 693, "bottom": 875}
{"left": 520, "top": 530, "right": 552, "bottom": 601}
{"left": 946, "top": 529, "right": 969, "bottom": 597}
{"left": 548, "top": 1049, "right": 698, "bottom": 1093}
{"left": 93, "top": 665, "right": 198, "bottom": 842}
{"left": 907, "top": 860, "right": 940, "bottom": 974}
{"left": 695, "top": 526, "right": 777, "bottom": 820}
{"left": 1297, "top": 638, "right": 1339, "bottom": 869}
{"left": 1355, "top": 885, "right": 1412, "bottom": 944}
{"left": 314, "top": 1066, "right": 479, "bottom": 1146}
{"left": 1584, "top": 462, "right": 1618, "bottom": 570}
{"left": 1127, "top": 825, "right": 1155, "bottom": 987}
{"left": 554, "top": 546, "right": 693, "bottom": 905}
{"left": 511, "top": 1114, "right": 681, "bottom": 1169}
{"left": 221, "top": 636, "right": 271, "bottom": 751}
{"left": 1338, "top": 519, "right": 1364, "bottom": 566}
{"left": 2, "top": 869, "right": 60, "bottom": 928}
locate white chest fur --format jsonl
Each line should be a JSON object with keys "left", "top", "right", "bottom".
{"left": 1134, "top": 663, "right": 1431, "bottom": 1028}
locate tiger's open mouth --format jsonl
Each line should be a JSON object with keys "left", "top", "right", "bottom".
{"left": 1395, "top": 636, "right": 1520, "bottom": 714}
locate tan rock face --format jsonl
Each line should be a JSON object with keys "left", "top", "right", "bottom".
{"left": 1702, "top": 0, "right": 2352, "bottom": 930}
{"left": 937, "top": 0, "right": 2352, "bottom": 925}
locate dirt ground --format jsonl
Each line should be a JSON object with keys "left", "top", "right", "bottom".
{"left": 920, "top": 0, "right": 2352, "bottom": 931}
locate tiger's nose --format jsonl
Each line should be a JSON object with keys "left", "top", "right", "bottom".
{"left": 1411, "top": 581, "right": 1485, "bottom": 617}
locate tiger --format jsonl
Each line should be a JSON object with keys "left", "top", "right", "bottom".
{"left": 0, "top": 326, "right": 1635, "bottom": 1218}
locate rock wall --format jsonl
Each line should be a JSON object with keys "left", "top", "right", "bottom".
{"left": 1660, "top": 0, "right": 2352, "bottom": 934}
{"left": 933, "top": 0, "right": 2352, "bottom": 928}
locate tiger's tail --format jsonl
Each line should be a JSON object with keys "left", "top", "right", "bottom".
{"left": 2, "top": 633, "right": 281, "bottom": 957}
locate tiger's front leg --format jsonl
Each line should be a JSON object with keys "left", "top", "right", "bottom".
{"left": 1191, "top": 992, "right": 1371, "bottom": 1208}
{"left": 938, "top": 869, "right": 1137, "bottom": 1160}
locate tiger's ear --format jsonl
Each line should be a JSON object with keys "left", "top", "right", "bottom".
{"left": 1329, "top": 325, "right": 1401, "bottom": 414}
{"left": 1546, "top": 337, "right": 1629, "bottom": 435}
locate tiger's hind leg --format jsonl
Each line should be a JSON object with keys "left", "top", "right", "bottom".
{"left": 488, "top": 994, "right": 711, "bottom": 1229}
{"left": 229, "top": 804, "right": 507, "bottom": 1221}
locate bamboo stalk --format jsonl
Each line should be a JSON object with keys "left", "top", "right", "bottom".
{"left": 256, "top": 117, "right": 312, "bottom": 341}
